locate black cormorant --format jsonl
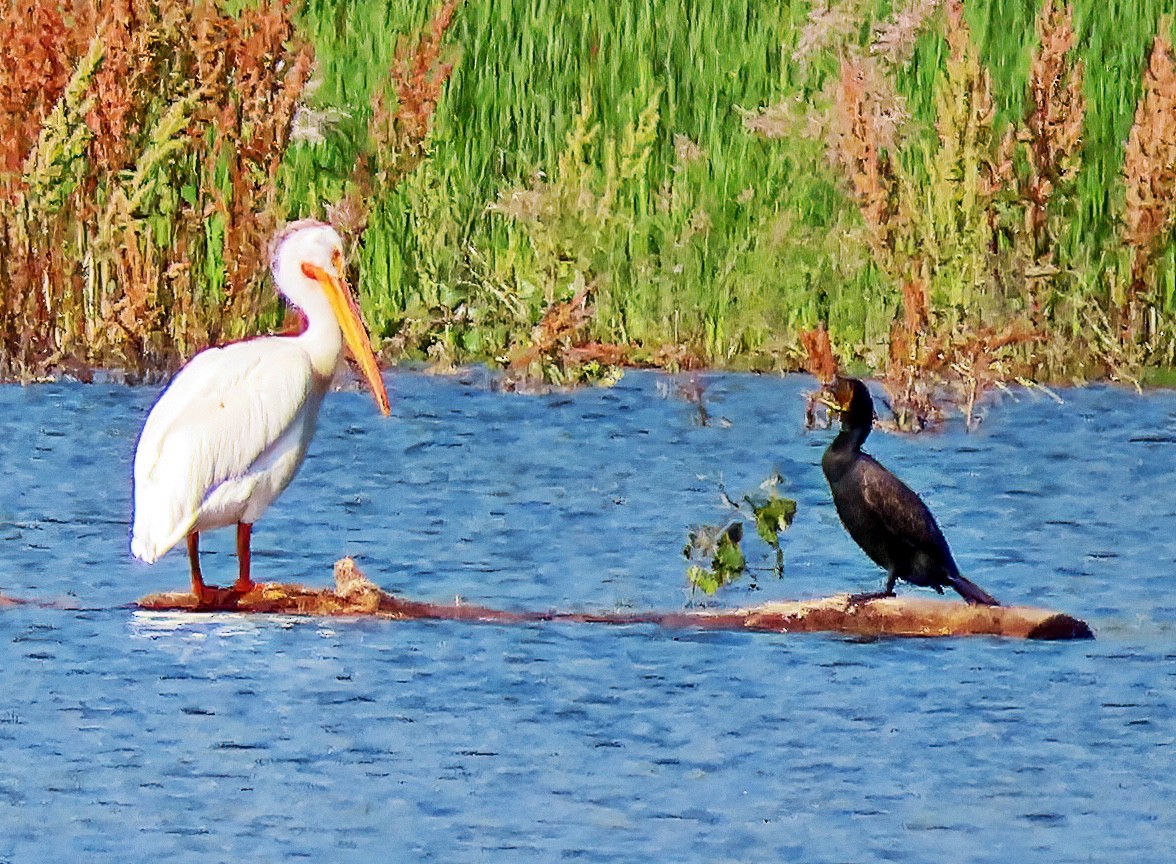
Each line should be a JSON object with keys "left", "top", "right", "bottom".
{"left": 819, "top": 376, "right": 999, "bottom": 606}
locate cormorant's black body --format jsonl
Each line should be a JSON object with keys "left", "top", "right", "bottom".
{"left": 820, "top": 377, "right": 999, "bottom": 606}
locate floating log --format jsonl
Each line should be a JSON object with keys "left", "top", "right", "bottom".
{"left": 729, "top": 594, "right": 1093, "bottom": 640}
{"left": 134, "top": 558, "right": 1093, "bottom": 641}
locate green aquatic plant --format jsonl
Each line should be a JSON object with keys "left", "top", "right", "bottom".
{"left": 743, "top": 478, "right": 799, "bottom": 581}
{"left": 683, "top": 472, "right": 797, "bottom": 597}
{"left": 684, "top": 521, "right": 747, "bottom": 597}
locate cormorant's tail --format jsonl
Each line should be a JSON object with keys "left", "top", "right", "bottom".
{"left": 947, "top": 574, "right": 1000, "bottom": 606}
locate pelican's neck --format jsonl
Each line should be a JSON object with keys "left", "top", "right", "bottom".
{"left": 286, "top": 281, "right": 342, "bottom": 379}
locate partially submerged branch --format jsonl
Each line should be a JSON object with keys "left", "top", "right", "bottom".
{"left": 135, "top": 558, "right": 1093, "bottom": 641}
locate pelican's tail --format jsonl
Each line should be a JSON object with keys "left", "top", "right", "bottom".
{"left": 129, "top": 531, "right": 161, "bottom": 564}
{"left": 130, "top": 494, "right": 190, "bottom": 565}
{"left": 947, "top": 573, "right": 1000, "bottom": 607}
{"left": 130, "top": 524, "right": 166, "bottom": 564}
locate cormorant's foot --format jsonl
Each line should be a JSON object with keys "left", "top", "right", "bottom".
{"left": 846, "top": 590, "right": 896, "bottom": 607}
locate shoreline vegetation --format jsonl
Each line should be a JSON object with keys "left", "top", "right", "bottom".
{"left": 2, "top": 1, "right": 1175, "bottom": 427}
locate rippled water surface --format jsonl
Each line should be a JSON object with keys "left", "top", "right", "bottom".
{"left": 1, "top": 371, "right": 1174, "bottom": 862}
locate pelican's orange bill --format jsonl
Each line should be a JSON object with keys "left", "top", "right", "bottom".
{"left": 302, "top": 262, "right": 391, "bottom": 416}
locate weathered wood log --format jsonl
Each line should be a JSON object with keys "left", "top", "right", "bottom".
{"left": 730, "top": 594, "right": 1093, "bottom": 640}
{"left": 134, "top": 558, "right": 1094, "bottom": 640}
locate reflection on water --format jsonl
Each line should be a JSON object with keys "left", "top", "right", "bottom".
{"left": 0, "top": 372, "right": 1174, "bottom": 861}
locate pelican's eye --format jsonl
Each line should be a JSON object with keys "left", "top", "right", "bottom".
{"left": 331, "top": 247, "right": 344, "bottom": 274}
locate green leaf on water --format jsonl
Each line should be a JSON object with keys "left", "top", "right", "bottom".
{"left": 748, "top": 494, "right": 797, "bottom": 547}
{"left": 684, "top": 521, "right": 746, "bottom": 596}
{"left": 684, "top": 471, "right": 798, "bottom": 595}
{"left": 686, "top": 565, "right": 722, "bottom": 596}
{"left": 713, "top": 527, "right": 746, "bottom": 577}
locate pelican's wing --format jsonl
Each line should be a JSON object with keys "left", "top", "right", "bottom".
{"left": 130, "top": 339, "right": 314, "bottom": 562}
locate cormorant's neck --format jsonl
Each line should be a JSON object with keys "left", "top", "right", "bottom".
{"left": 831, "top": 421, "right": 870, "bottom": 455}
{"left": 822, "top": 420, "right": 870, "bottom": 483}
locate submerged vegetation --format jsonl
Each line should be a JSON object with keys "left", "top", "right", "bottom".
{"left": 2, "top": 0, "right": 1176, "bottom": 411}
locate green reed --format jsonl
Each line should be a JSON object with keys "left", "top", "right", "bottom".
{"left": 4, "top": 0, "right": 1174, "bottom": 386}
{"left": 287, "top": 0, "right": 1174, "bottom": 381}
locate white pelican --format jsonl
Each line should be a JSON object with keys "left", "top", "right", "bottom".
{"left": 130, "top": 220, "right": 390, "bottom": 603}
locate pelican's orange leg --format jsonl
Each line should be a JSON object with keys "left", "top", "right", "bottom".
{"left": 187, "top": 532, "right": 209, "bottom": 602}
{"left": 234, "top": 522, "right": 255, "bottom": 595}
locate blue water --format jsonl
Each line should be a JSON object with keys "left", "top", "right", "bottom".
{"left": 0, "top": 371, "right": 1173, "bottom": 862}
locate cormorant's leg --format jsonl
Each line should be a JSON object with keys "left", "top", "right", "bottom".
{"left": 187, "top": 532, "right": 208, "bottom": 602}
{"left": 847, "top": 573, "right": 899, "bottom": 606}
{"left": 234, "top": 522, "right": 255, "bottom": 594}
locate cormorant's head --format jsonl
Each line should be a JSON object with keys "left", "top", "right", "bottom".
{"left": 819, "top": 376, "right": 875, "bottom": 431}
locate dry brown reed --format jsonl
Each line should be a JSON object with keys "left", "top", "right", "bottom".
{"left": 879, "top": 278, "right": 1038, "bottom": 432}
{"left": 816, "top": 1, "right": 1078, "bottom": 430}
{"left": 871, "top": 0, "right": 940, "bottom": 66}
{"left": 828, "top": 56, "right": 906, "bottom": 259}
{"left": 0, "top": 0, "right": 312, "bottom": 380}
{"left": 1121, "top": 26, "right": 1176, "bottom": 340}
{"left": 935, "top": 321, "right": 1038, "bottom": 430}
{"left": 504, "top": 281, "right": 632, "bottom": 388}
{"left": 798, "top": 324, "right": 839, "bottom": 384}
{"left": 0, "top": 2, "right": 91, "bottom": 187}
{"left": 799, "top": 323, "right": 841, "bottom": 427}
{"left": 881, "top": 278, "right": 941, "bottom": 431}
{"left": 509, "top": 284, "right": 596, "bottom": 371}
{"left": 332, "top": 0, "right": 461, "bottom": 243}
{"left": 1019, "top": 0, "right": 1085, "bottom": 255}
{"left": 207, "top": 8, "right": 314, "bottom": 333}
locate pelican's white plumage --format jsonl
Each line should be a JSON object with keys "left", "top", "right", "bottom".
{"left": 130, "top": 339, "right": 319, "bottom": 563}
{"left": 130, "top": 221, "right": 389, "bottom": 600}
